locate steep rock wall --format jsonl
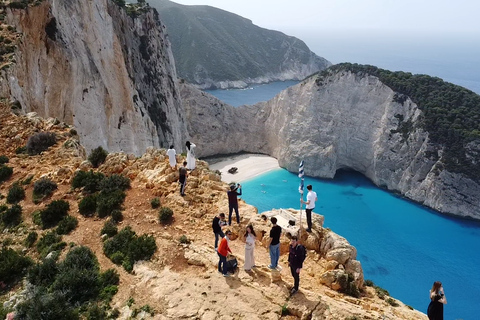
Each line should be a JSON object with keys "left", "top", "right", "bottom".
{"left": 1, "top": 0, "right": 186, "bottom": 155}
{"left": 183, "top": 71, "right": 480, "bottom": 220}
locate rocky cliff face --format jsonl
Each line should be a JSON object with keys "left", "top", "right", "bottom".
{"left": 1, "top": 0, "right": 186, "bottom": 155}
{"left": 183, "top": 71, "right": 480, "bottom": 220}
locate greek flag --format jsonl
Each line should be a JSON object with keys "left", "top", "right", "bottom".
{"left": 298, "top": 160, "right": 304, "bottom": 194}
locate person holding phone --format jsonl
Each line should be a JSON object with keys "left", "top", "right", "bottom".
{"left": 427, "top": 281, "right": 447, "bottom": 320}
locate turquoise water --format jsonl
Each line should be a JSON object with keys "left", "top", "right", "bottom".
{"left": 205, "top": 80, "right": 299, "bottom": 107}
{"left": 241, "top": 169, "right": 480, "bottom": 320}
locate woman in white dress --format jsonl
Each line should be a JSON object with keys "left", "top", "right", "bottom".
{"left": 244, "top": 224, "right": 256, "bottom": 271}
{"left": 185, "top": 141, "right": 196, "bottom": 170}
{"left": 166, "top": 145, "right": 176, "bottom": 169}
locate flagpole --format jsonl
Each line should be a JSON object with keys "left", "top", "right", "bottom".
{"left": 298, "top": 160, "right": 305, "bottom": 239}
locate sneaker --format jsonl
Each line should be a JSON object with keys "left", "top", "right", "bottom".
{"left": 290, "top": 288, "right": 298, "bottom": 295}
{"left": 268, "top": 265, "right": 275, "bottom": 269}
{"left": 223, "top": 274, "right": 230, "bottom": 277}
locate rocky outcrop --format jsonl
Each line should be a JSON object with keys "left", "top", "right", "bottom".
{"left": 183, "top": 71, "right": 480, "bottom": 220}
{"left": 151, "top": 0, "right": 331, "bottom": 89}
{"left": 1, "top": 0, "right": 186, "bottom": 155}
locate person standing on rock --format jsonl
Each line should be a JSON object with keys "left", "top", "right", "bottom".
{"left": 227, "top": 183, "right": 242, "bottom": 225}
{"left": 217, "top": 230, "right": 232, "bottom": 277}
{"left": 427, "top": 281, "right": 447, "bottom": 320}
{"left": 179, "top": 161, "right": 188, "bottom": 196}
{"left": 287, "top": 236, "right": 306, "bottom": 295}
{"left": 185, "top": 141, "right": 196, "bottom": 170}
{"left": 300, "top": 184, "right": 317, "bottom": 232}
{"left": 244, "top": 224, "right": 256, "bottom": 271}
{"left": 268, "top": 217, "right": 281, "bottom": 269}
{"left": 166, "top": 145, "right": 177, "bottom": 169}
{"left": 212, "top": 213, "right": 227, "bottom": 250}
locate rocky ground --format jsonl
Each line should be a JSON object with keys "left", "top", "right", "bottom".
{"left": 0, "top": 104, "right": 427, "bottom": 319}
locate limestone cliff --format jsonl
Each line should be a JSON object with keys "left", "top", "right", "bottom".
{"left": 183, "top": 71, "right": 480, "bottom": 220}
{"left": 0, "top": 0, "right": 186, "bottom": 155}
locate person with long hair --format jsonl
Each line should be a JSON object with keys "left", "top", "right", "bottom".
{"left": 185, "top": 141, "right": 196, "bottom": 170}
{"left": 427, "top": 281, "right": 447, "bottom": 320}
{"left": 244, "top": 224, "right": 256, "bottom": 271}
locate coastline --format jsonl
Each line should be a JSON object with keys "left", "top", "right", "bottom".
{"left": 207, "top": 153, "right": 280, "bottom": 183}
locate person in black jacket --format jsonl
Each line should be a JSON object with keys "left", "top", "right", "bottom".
{"left": 287, "top": 236, "right": 306, "bottom": 295}
{"left": 227, "top": 184, "right": 242, "bottom": 225}
{"left": 212, "top": 213, "right": 227, "bottom": 250}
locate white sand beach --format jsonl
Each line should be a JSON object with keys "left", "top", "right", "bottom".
{"left": 208, "top": 154, "right": 280, "bottom": 183}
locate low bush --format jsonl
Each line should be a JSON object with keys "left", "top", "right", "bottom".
{"left": 337, "top": 273, "right": 360, "bottom": 298}
{"left": 78, "top": 194, "right": 98, "bottom": 217}
{"left": 15, "top": 146, "right": 27, "bottom": 154}
{"left": 28, "top": 257, "right": 58, "bottom": 287}
{"left": 26, "top": 132, "right": 57, "bottom": 155}
{"left": 36, "top": 231, "right": 66, "bottom": 258}
{"left": 15, "top": 288, "right": 79, "bottom": 320}
{"left": 7, "top": 182, "right": 25, "bottom": 204}
{"left": 88, "top": 146, "right": 108, "bottom": 168}
{"left": 386, "top": 297, "right": 400, "bottom": 307}
{"left": 0, "top": 164, "right": 13, "bottom": 183}
{"left": 103, "top": 226, "right": 157, "bottom": 272}
{"left": 72, "top": 170, "right": 105, "bottom": 193}
{"left": 179, "top": 235, "right": 191, "bottom": 244}
{"left": 111, "top": 209, "right": 123, "bottom": 223}
{"left": 96, "top": 190, "right": 125, "bottom": 218}
{"left": 159, "top": 207, "right": 173, "bottom": 224}
{"left": 99, "top": 285, "right": 118, "bottom": 304}
{"left": 24, "top": 231, "right": 38, "bottom": 247}
{"left": 99, "top": 174, "right": 130, "bottom": 193}
{"left": 99, "top": 268, "right": 120, "bottom": 287}
{"left": 56, "top": 215, "right": 78, "bottom": 235}
{"left": 0, "top": 247, "right": 32, "bottom": 286}
{"left": 39, "top": 200, "right": 70, "bottom": 229}
{"left": 100, "top": 220, "right": 118, "bottom": 238}
{"left": 33, "top": 177, "right": 57, "bottom": 200}
{"left": 0, "top": 155, "right": 8, "bottom": 164}
{"left": 9, "top": 1, "right": 28, "bottom": 9}
{"left": 150, "top": 197, "right": 160, "bottom": 209}
{"left": 84, "top": 304, "right": 108, "bottom": 320}
{"left": 0, "top": 204, "right": 22, "bottom": 227}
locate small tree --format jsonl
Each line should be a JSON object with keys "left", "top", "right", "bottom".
{"left": 0, "top": 204, "right": 22, "bottom": 227}
{"left": 88, "top": 146, "right": 108, "bottom": 168}
{"left": 158, "top": 207, "right": 173, "bottom": 224}
{"left": 0, "top": 164, "right": 13, "bottom": 183}
{"left": 39, "top": 200, "right": 70, "bottom": 229}
{"left": 33, "top": 177, "right": 57, "bottom": 201}
{"left": 7, "top": 182, "right": 25, "bottom": 204}
{"left": 26, "top": 132, "right": 56, "bottom": 155}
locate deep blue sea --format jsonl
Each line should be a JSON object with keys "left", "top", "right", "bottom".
{"left": 205, "top": 47, "right": 480, "bottom": 318}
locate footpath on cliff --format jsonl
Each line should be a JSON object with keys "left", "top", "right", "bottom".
{"left": 0, "top": 104, "right": 427, "bottom": 319}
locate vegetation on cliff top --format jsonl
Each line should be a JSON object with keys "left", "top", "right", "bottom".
{"left": 319, "top": 63, "right": 480, "bottom": 180}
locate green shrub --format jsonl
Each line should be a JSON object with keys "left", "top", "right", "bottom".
{"left": 159, "top": 207, "right": 173, "bottom": 224}
{"left": 179, "top": 235, "right": 191, "bottom": 244}
{"left": 84, "top": 304, "right": 108, "bottom": 320}
{"left": 7, "top": 182, "right": 25, "bottom": 203}
{"left": 111, "top": 209, "right": 123, "bottom": 223}
{"left": 386, "top": 297, "right": 400, "bottom": 307}
{"left": 100, "top": 220, "right": 118, "bottom": 238}
{"left": 0, "top": 164, "right": 13, "bottom": 183}
{"left": 9, "top": 1, "right": 28, "bottom": 9}
{"left": 72, "top": 170, "right": 105, "bottom": 193}
{"left": 99, "top": 268, "right": 120, "bottom": 286}
{"left": 36, "top": 231, "right": 66, "bottom": 257}
{"left": 39, "top": 200, "right": 70, "bottom": 229}
{"left": 0, "top": 204, "right": 22, "bottom": 227}
{"left": 99, "top": 174, "right": 130, "bottom": 193}
{"left": 24, "top": 231, "right": 38, "bottom": 247}
{"left": 88, "top": 146, "right": 108, "bottom": 168}
{"left": 15, "top": 146, "right": 27, "bottom": 154}
{"left": 150, "top": 197, "right": 160, "bottom": 209}
{"left": 112, "top": 0, "right": 126, "bottom": 7}
{"left": 364, "top": 279, "right": 374, "bottom": 287}
{"left": 0, "top": 247, "right": 32, "bottom": 286}
{"left": 103, "top": 226, "right": 157, "bottom": 272}
{"left": 375, "top": 285, "right": 390, "bottom": 299}
{"left": 21, "top": 174, "right": 34, "bottom": 185}
{"left": 99, "top": 285, "right": 118, "bottom": 303}
{"left": 96, "top": 190, "right": 126, "bottom": 218}
{"left": 15, "top": 288, "right": 79, "bottom": 320}
{"left": 33, "top": 177, "right": 57, "bottom": 200}
{"left": 56, "top": 215, "right": 78, "bottom": 235}
{"left": 0, "top": 155, "right": 8, "bottom": 164}
{"left": 337, "top": 273, "right": 360, "bottom": 298}
{"left": 26, "top": 131, "right": 57, "bottom": 155}
{"left": 28, "top": 257, "right": 58, "bottom": 287}
{"left": 79, "top": 194, "right": 98, "bottom": 217}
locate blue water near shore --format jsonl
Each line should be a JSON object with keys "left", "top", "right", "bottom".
{"left": 241, "top": 169, "right": 480, "bottom": 320}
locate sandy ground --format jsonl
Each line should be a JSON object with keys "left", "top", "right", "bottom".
{"left": 208, "top": 154, "right": 280, "bottom": 183}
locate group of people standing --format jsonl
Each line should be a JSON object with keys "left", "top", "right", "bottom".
{"left": 166, "top": 141, "right": 196, "bottom": 196}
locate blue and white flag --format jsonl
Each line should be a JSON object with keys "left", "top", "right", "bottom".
{"left": 298, "top": 160, "right": 304, "bottom": 194}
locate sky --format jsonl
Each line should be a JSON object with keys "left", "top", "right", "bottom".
{"left": 168, "top": 0, "right": 480, "bottom": 38}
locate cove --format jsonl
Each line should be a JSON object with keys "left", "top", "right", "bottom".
{"left": 241, "top": 168, "right": 480, "bottom": 320}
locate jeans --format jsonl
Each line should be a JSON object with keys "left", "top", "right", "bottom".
{"left": 269, "top": 243, "right": 280, "bottom": 268}
{"left": 228, "top": 204, "right": 240, "bottom": 225}
{"left": 290, "top": 265, "right": 300, "bottom": 290}
{"left": 217, "top": 252, "right": 228, "bottom": 275}
{"left": 214, "top": 230, "right": 225, "bottom": 249}
{"left": 179, "top": 177, "right": 186, "bottom": 195}
{"left": 306, "top": 208, "right": 313, "bottom": 230}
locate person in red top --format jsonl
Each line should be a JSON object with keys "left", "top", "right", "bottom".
{"left": 217, "top": 230, "right": 232, "bottom": 276}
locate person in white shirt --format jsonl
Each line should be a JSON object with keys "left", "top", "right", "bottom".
{"left": 300, "top": 184, "right": 317, "bottom": 232}
{"left": 166, "top": 145, "right": 176, "bottom": 169}
{"left": 185, "top": 141, "right": 196, "bottom": 170}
